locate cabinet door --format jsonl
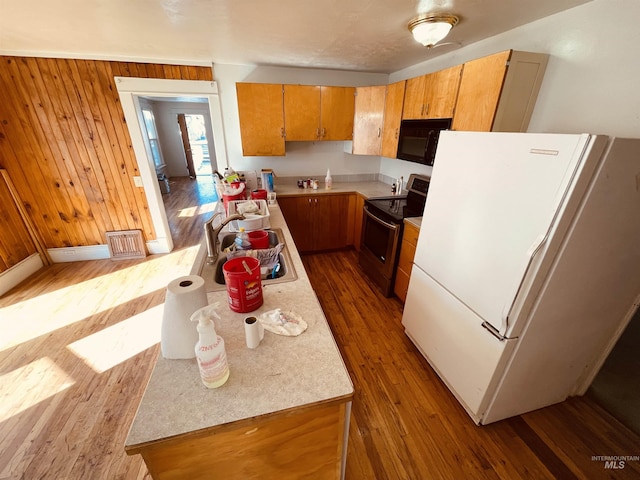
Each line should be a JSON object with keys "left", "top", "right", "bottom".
{"left": 352, "top": 193, "right": 365, "bottom": 251}
{"left": 381, "top": 80, "right": 406, "bottom": 159}
{"left": 402, "top": 74, "right": 429, "bottom": 119}
{"left": 425, "top": 65, "right": 463, "bottom": 119}
{"left": 320, "top": 86, "right": 355, "bottom": 140}
{"left": 236, "top": 83, "right": 285, "bottom": 156}
{"left": 352, "top": 86, "right": 386, "bottom": 155}
{"left": 313, "top": 195, "right": 350, "bottom": 251}
{"left": 451, "top": 50, "right": 511, "bottom": 132}
{"left": 283, "top": 85, "right": 321, "bottom": 141}
{"left": 277, "top": 196, "right": 314, "bottom": 252}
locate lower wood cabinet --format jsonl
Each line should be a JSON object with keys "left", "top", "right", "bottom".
{"left": 278, "top": 194, "right": 354, "bottom": 252}
{"left": 394, "top": 220, "right": 420, "bottom": 303}
{"left": 130, "top": 400, "right": 350, "bottom": 480}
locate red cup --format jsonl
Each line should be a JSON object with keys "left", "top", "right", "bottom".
{"left": 247, "top": 230, "right": 269, "bottom": 249}
{"left": 250, "top": 189, "right": 268, "bottom": 200}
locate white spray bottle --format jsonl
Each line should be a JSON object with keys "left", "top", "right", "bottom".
{"left": 190, "top": 303, "right": 230, "bottom": 388}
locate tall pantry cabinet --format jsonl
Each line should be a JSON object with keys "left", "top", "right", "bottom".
{"left": 452, "top": 50, "right": 549, "bottom": 132}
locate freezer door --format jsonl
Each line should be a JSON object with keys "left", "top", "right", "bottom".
{"left": 414, "top": 131, "right": 592, "bottom": 336}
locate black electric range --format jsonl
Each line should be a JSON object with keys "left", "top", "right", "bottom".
{"left": 359, "top": 174, "right": 430, "bottom": 297}
{"left": 364, "top": 174, "right": 430, "bottom": 223}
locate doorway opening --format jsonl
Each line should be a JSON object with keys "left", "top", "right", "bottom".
{"left": 116, "top": 77, "right": 228, "bottom": 254}
{"left": 178, "top": 113, "right": 213, "bottom": 177}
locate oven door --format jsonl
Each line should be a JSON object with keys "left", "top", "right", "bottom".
{"left": 358, "top": 205, "right": 402, "bottom": 296}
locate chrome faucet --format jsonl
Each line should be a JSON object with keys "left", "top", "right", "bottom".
{"left": 204, "top": 212, "right": 245, "bottom": 264}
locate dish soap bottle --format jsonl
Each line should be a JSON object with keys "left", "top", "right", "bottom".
{"left": 234, "top": 227, "right": 251, "bottom": 250}
{"left": 190, "top": 304, "right": 230, "bottom": 388}
{"left": 325, "top": 169, "right": 332, "bottom": 190}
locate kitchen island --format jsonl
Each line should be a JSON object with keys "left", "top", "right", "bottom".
{"left": 125, "top": 202, "right": 354, "bottom": 479}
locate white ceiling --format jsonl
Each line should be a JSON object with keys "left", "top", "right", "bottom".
{"left": 1, "top": 0, "right": 593, "bottom": 73}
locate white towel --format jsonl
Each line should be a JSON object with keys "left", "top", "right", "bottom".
{"left": 258, "top": 309, "right": 307, "bottom": 336}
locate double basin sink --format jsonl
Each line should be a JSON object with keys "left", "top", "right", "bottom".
{"left": 198, "top": 228, "right": 297, "bottom": 292}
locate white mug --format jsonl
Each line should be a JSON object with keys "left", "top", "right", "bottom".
{"left": 244, "top": 316, "right": 265, "bottom": 349}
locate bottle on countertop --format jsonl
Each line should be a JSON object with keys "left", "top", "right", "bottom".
{"left": 234, "top": 227, "right": 251, "bottom": 250}
{"left": 325, "top": 169, "right": 332, "bottom": 190}
{"left": 190, "top": 303, "right": 230, "bottom": 388}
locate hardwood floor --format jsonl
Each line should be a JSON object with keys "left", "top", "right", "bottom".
{"left": 302, "top": 250, "right": 640, "bottom": 479}
{"left": 1, "top": 177, "right": 639, "bottom": 479}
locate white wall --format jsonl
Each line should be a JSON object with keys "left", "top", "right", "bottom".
{"left": 212, "top": 64, "right": 388, "bottom": 178}
{"left": 381, "top": 0, "right": 640, "bottom": 180}
{"left": 212, "top": 0, "right": 640, "bottom": 183}
{"left": 153, "top": 100, "right": 218, "bottom": 178}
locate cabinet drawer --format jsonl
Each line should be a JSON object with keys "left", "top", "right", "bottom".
{"left": 403, "top": 222, "right": 420, "bottom": 246}
{"left": 394, "top": 269, "right": 411, "bottom": 303}
{"left": 397, "top": 240, "right": 416, "bottom": 273}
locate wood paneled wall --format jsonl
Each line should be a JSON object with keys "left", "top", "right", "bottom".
{"left": 0, "top": 56, "right": 213, "bottom": 271}
{"left": 0, "top": 172, "right": 37, "bottom": 271}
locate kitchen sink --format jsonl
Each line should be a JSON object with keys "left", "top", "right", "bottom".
{"left": 198, "top": 228, "right": 297, "bottom": 292}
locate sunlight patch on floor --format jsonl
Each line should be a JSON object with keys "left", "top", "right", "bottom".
{"left": 0, "top": 245, "right": 200, "bottom": 351}
{"left": 178, "top": 206, "right": 198, "bottom": 217}
{"left": 67, "top": 304, "right": 163, "bottom": 373}
{"left": 0, "top": 357, "right": 75, "bottom": 422}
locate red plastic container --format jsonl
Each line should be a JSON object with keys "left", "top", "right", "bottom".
{"left": 247, "top": 230, "right": 269, "bottom": 249}
{"left": 250, "top": 189, "right": 268, "bottom": 201}
{"left": 222, "top": 257, "right": 263, "bottom": 313}
{"left": 222, "top": 192, "right": 245, "bottom": 212}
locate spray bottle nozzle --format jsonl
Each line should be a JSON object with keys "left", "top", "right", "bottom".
{"left": 190, "top": 303, "right": 222, "bottom": 328}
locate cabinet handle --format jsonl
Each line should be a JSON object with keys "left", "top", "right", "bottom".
{"left": 395, "top": 128, "right": 399, "bottom": 139}
{"left": 308, "top": 198, "right": 312, "bottom": 205}
{"left": 316, "top": 127, "right": 320, "bottom": 139}
{"left": 424, "top": 103, "right": 429, "bottom": 116}
{"left": 377, "top": 127, "right": 381, "bottom": 138}
{"left": 281, "top": 128, "right": 285, "bottom": 138}
{"left": 315, "top": 198, "right": 318, "bottom": 205}
{"left": 322, "top": 127, "right": 326, "bottom": 138}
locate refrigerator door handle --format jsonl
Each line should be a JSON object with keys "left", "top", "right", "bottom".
{"left": 500, "top": 233, "right": 548, "bottom": 336}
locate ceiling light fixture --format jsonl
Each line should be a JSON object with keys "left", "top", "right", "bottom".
{"left": 408, "top": 13, "right": 459, "bottom": 48}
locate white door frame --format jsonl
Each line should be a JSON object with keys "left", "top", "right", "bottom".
{"left": 116, "top": 77, "right": 228, "bottom": 254}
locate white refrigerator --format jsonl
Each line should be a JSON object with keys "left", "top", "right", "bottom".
{"left": 401, "top": 131, "right": 640, "bottom": 425}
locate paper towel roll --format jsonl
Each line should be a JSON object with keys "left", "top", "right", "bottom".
{"left": 161, "top": 275, "right": 208, "bottom": 359}
{"left": 244, "top": 316, "right": 264, "bottom": 349}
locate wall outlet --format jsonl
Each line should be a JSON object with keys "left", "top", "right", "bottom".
{"left": 133, "top": 176, "right": 144, "bottom": 187}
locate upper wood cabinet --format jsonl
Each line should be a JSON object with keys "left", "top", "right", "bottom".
{"left": 236, "top": 83, "right": 285, "bottom": 156}
{"left": 283, "top": 85, "right": 321, "bottom": 141}
{"left": 321, "top": 86, "right": 356, "bottom": 140}
{"left": 402, "top": 65, "right": 462, "bottom": 120}
{"left": 283, "top": 85, "right": 355, "bottom": 141}
{"left": 352, "top": 86, "right": 386, "bottom": 155}
{"left": 452, "top": 50, "right": 549, "bottom": 132}
{"left": 381, "top": 80, "right": 406, "bottom": 159}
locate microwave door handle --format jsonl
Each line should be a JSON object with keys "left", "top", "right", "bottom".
{"left": 364, "top": 205, "right": 399, "bottom": 230}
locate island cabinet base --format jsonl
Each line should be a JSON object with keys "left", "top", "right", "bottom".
{"left": 127, "top": 400, "right": 352, "bottom": 480}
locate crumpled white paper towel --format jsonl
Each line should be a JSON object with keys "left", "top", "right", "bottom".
{"left": 258, "top": 308, "right": 307, "bottom": 336}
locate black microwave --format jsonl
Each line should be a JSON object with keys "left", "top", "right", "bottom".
{"left": 396, "top": 118, "right": 452, "bottom": 166}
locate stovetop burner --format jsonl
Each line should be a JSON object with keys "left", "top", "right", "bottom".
{"left": 365, "top": 174, "right": 431, "bottom": 223}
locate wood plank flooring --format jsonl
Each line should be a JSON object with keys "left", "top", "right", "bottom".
{"left": 1, "top": 176, "right": 639, "bottom": 479}
{"left": 302, "top": 250, "right": 640, "bottom": 479}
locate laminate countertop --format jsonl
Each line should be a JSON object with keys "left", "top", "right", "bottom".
{"left": 125, "top": 203, "right": 354, "bottom": 452}
{"left": 275, "top": 180, "right": 394, "bottom": 198}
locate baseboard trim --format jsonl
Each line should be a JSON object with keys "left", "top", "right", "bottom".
{"left": 0, "top": 253, "right": 44, "bottom": 297}
{"left": 47, "top": 238, "right": 172, "bottom": 263}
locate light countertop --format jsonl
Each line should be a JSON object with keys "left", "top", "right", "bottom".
{"left": 275, "top": 180, "right": 394, "bottom": 198}
{"left": 125, "top": 203, "right": 354, "bottom": 452}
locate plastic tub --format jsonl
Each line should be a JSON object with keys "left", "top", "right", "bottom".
{"left": 222, "top": 257, "right": 263, "bottom": 313}
{"left": 247, "top": 230, "right": 269, "bottom": 249}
